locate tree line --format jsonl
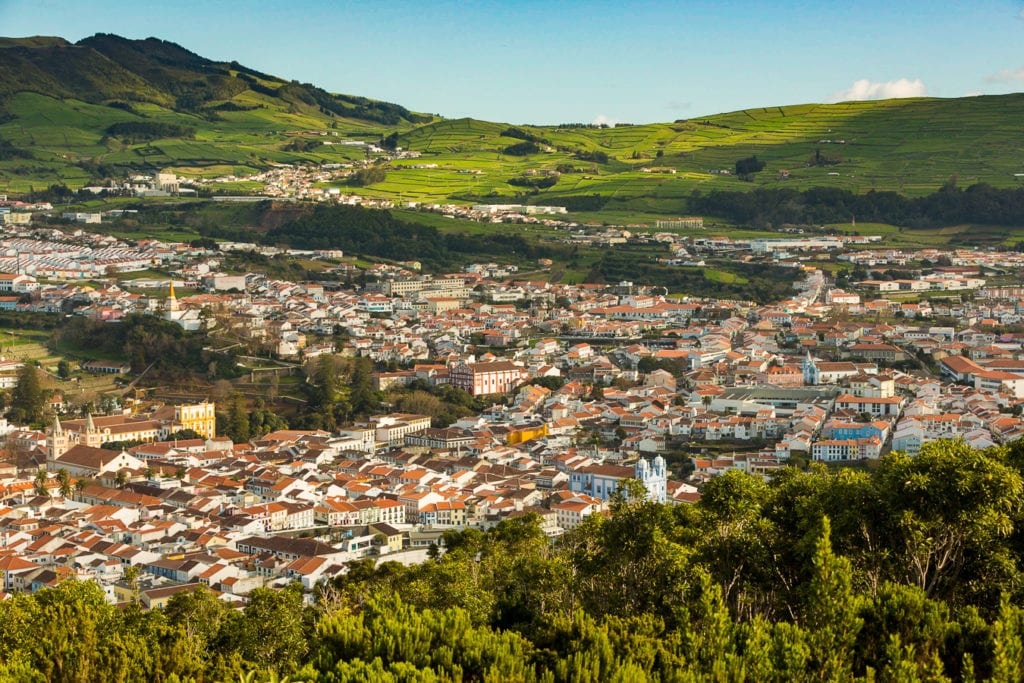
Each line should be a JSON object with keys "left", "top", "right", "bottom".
{"left": 246, "top": 204, "right": 575, "bottom": 272}
{"left": 5, "top": 440, "right": 1024, "bottom": 680}
{"left": 690, "top": 182, "right": 1024, "bottom": 228}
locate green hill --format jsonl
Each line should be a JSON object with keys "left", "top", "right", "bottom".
{"left": 369, "top": 96, "right": 1024, "bottom": 214}
{"left": 0, "top": 34, "right": 435, "bottom": 191}
{"left": 1, "top": 33, "right": 1023, "bottom": 216}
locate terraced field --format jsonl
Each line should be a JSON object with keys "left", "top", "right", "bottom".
{"left": 358, "top": 95, "right": 1024, "bottom": 214}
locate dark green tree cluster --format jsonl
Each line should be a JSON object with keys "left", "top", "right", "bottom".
{"left": 216, "top": 395, "right": 288, "bottom": 443}
{"left": 347, "top": 165, "right": 387, "bottom": 187}
{"left": 637, "top": 355, "right": 691, "bottom": 378}
{"left": 296, "top": 356, "right": 378, "bottom": 431}
{"left": 8, "top": 363, "right": 45, "bottom": 425}
{"left": 282, "top": 138, "right": 322, "bottom": 153}
{"left": 588, "top": 251, "right": 799, "bottom": 303}
{"left": 255, "top": 204, "right": 574, "bottom": 272}
{"left": 503, "top": 141, "right": 541, "bottom": 156}
{"left": 809, "top": 147, "right": 843, "bottom": 167}
{"left": 735, "top": 154, "right": 767, "bottom": 178}
{"left": 690, "top": 183, "right": 1024, "bottom": 229}
{"left": 282, "top": 82, "right": 427, "bottom": 125}
{"left": 0, "top": 136, "right": 32, "bottom": 161}
{"left": 574, "top": 149, "right": 609, "bottom": 163}
{"left": 7, "top": 441, "right": 1024, "bottom": 680}
{"left": 48, "top": 313, "right": 242, "bottom": 381}
{"left": 508, "top": 174, "right": 559, "bottom": 189}
{"left": 104, "top": 121, "right": 195, "bottom": 143}
{"left": 501, "top": 127, "right": 551, "bottom": 145}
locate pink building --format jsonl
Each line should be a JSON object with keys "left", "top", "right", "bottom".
{"left": 448, "top": 360, "right": 527, "bottom": 396}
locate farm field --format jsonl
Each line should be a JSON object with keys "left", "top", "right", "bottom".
{"left": 380, "top": 96, "right": 1024, "bottom": 210}
{"left": 5, "top": 74, "right": 1024, "bottom": 210}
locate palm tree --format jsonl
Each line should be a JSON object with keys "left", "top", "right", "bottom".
{"left": 115, "top": 469, "right": 129, "bottom": 489}
{"left": 33, "top": 467, "right": 49, "bottom": 497}
{"left": 57, "top": 468, "right": 73, "bottom": 499}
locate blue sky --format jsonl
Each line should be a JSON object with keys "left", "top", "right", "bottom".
{"left": 3, "top": 0, "right": 1024, "bottom": 124}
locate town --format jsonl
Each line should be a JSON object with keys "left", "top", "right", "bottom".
{"left": 0, "top": 196, "right": 1022, "bottom": 609}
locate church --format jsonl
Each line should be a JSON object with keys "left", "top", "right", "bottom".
{"left": 45, "top": 402, "right": 217, "bottom": 466}
{"left": 162, "top": 279, "right": 205, "bottom": 331}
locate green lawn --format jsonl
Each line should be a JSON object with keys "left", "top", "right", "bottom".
{"left": 702, "top": 268, "right": 749, "bottom": 284}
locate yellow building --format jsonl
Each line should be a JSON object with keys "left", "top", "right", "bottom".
{"left": 174, "top": 402, "right": 216, "bottom": 439}
{"left": 507, "top": 423, "right": 549, "bottom": 445}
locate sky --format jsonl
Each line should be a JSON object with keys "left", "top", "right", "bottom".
{"left": 2, "top": 0, "right": 1024, "bottom": 125}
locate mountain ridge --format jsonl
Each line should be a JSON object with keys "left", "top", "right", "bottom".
{"left": 0, "top": 33, "right": 429, "bottom": 126}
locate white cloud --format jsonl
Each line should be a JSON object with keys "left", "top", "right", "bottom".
{"left": 592, "top": 114, "right": 622, "bottom": 127}
{"left": 828, "top": 78, "right": 927, "bottom": 103}
{"left": 986, "top": 66, "right": 1024, "bottom": 83}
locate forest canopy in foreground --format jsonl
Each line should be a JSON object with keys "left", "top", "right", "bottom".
{"left": 3, "top": 439, "right": 1024, "bottom": 681}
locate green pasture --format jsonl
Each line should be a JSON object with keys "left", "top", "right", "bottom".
{"left": 5, "top": 85, "right": 1024, "bottom": 238}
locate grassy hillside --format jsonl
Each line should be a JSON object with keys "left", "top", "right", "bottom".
{"left": 0, "top": 34, "right": 435, "bottom": 192}
{"left": 1, "top": 33, "right": 1023, "bottom": 219}
{"left": 359, "top": 96, "right": 1024, "bottom": 215}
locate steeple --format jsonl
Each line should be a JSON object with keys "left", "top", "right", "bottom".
{"left": 47, "top": 414, "right": 67, "bottom": 468}
{"left": 85, "top": 412, "right": 96, "bottom": 433}
{"left": 165, "top": 279, "right": 179, "bottom": 317}
{"left": 802, "top": 350, "right": 817, "bottom": 385}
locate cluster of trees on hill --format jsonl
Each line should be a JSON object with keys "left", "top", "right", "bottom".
{"left": 347, "top": 165, "right": 387, "bottom": 187}
{"left": 574, "top": 149, "right": 609, "bottom": 163}
{"left": 245, "top": 204, "right": 574, "bottom": 271}
{"left": 234, "top": 71, "right": 279, "bottom": 97}
{"left": 296, "top": 355, "right": 378, "bottom": 432}
{"left": 282, "top": 138, "right": 322, "bottom": 153}
{"left": 501, "top": 127, "right": 551, "bottom": 145}
{"left": 690, "top": 182, "right": 1024, "bottom": 228}
{"left": 216, "top": 395, "right": 288, "bottom": 444}
{"left": 0, "top": 136, "right": 32, "bottom": 160}
{"left": 104, "top": 121, "right": 195, "bottom": 142}
{"left": 48, "top": 313, "right": 242, "bottom": 381}
{"left": 809, "top": 147, "right": 843, "bottom": 167}
{"left": 557, "top": 122, "right": 612, "bottom": 129}
{"left": 508, "top": 174, "right": 559, "bottom": 189}
{"left": 5, "top": 441, "right": 1024, "bottom": 680}
{"left": 588, "top": 252, "right": 798, "bottom": 303}
{"left": 503, "top": 141, "right": 542, "bottom": 156}
{"left": 735, "top": 154, "right": 767, "bottom": 180}
{"left": 262, "top": 78, "right": 429, "bottom": 126}
{"left": 554, "top": 163, "right": 596, "bottom": 174}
